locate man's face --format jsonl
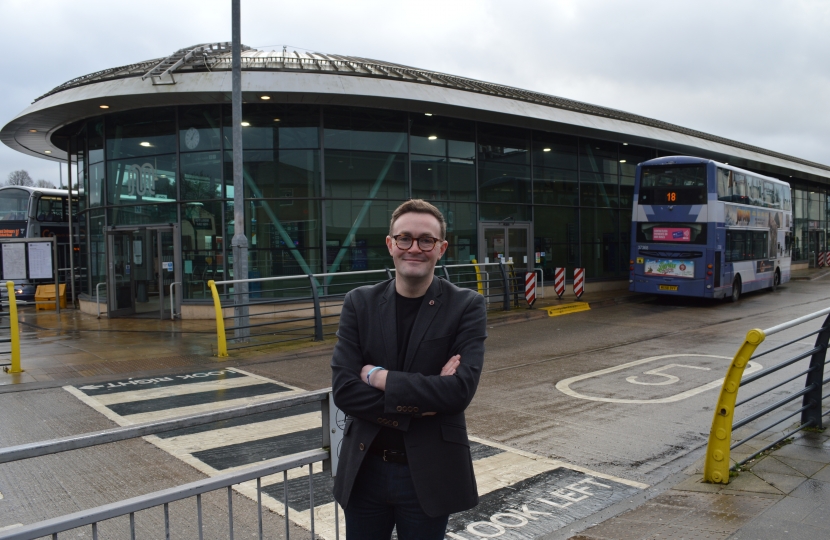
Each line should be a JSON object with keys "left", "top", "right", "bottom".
{"left": 386, "top": 212, "right": 448, "bottom": 280}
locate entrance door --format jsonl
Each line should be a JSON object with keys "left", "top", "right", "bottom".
{"left": 108, "top": 226, "right": 180, "bottom": 319}
{"left": 479, "top": 224, "right": 532, "bottom": 270}
{"left": 808, "top": 230, "right": 826, "bottom": 267}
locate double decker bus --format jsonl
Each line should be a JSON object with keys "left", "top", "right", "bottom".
{"left": 0, "top": 185, "right": 80, "bottom": 298}
{"left": 630, "top": 156, "right": 791, "bottom": 301}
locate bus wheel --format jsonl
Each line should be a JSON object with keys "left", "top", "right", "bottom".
{"left": 771, "top": 269, "right": 780, "bottom": 291}
{"left": 730, "top": 276, "right": 742, "bottom": 302}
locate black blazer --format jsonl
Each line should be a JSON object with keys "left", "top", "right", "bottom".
{"left": 331, "top": 277, "right": 487, "bottom": 517}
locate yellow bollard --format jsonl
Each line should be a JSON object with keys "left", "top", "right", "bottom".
{"left": 472, "top": 259, "right": 484, "bottom": 296}
{"left": 702, "top": 328, "right": 766, "bottom": 484}
{"left": 208, "top": 280, "right": 228, "bottom": 358}
{"left": 5, "top": 281, "right": 22, "bottom": 373}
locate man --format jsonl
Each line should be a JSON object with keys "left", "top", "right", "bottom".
{"left": 331, "top": 199, "right": 487, "bottom": 539}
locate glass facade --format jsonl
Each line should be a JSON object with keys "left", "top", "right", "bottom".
{"left": 68, "top": 103, "right": 830, "bottom": 303}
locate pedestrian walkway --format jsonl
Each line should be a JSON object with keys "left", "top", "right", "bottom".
{"left": 569, "top": 429, "right": 830, "bottom": 539}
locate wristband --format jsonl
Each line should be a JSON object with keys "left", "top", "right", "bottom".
{"left": 367, "top": 366, "right": 385, "bottom": 385}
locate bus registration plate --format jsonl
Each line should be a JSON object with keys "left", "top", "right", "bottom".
{"left": 659, "top": 285, "right": 678, "bottom": 291}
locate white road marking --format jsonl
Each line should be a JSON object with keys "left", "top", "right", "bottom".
{"left": 93, "top": 376, "right": 270, "bottom": 405}
{"left": 555, "top": 354, "right": 763, "bottom": 404}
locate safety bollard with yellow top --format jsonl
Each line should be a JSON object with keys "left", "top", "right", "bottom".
{"left": 471, "top": 259, "right": 484, "bottom": 296}
{"left": 4, "top": 281, "right": 22, "bottom": 373}
{"left": 703, "top": 327, "right": 766, "bottom": 483}
{"left": 207, "top": 280, "right": 229, "bottom": 358}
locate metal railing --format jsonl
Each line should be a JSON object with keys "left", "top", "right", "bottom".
{"left": 0, "top": 389, "right": 336, "bottom": 540}
{"left": 207, "top": 261, "right": 531, "bottom": 357}
{"left": 703, "top": 306, "right": 830, "bottom": 483}
{"left": 95, "top": 282, "right": 106, "bottom": 319}
{"left": 170, "top": 281, "right": 181, "bottom": 320}
{"left": 0, "top": 281, "right": 21, "bottom": 373}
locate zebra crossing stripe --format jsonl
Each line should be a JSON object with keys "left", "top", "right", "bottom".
{"left": 65, "top": 368, "right": 645, "bottom": 540}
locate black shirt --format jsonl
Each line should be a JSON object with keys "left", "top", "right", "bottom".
{"left": 370, "top": 292, "right": 424, "bottom": 452}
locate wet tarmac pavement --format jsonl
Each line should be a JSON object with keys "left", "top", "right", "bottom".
{"left": 1, "top": 274, "right": 830, "bottom": 538}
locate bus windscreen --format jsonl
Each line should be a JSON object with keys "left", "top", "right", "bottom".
{"left": 639, "top": 164, "right": 707, "bottom": 205}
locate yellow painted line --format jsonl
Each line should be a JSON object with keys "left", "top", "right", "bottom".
{"left": 543, "top": 303, "right": 591, "bottom": 317}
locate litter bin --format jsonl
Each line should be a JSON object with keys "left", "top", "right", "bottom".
{"left": 35, "top": 284, "right": 66, "bottom": 310}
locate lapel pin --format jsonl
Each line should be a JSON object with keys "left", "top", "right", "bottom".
{"left": 429, "top": 300, "right": 435, "bottom": 306}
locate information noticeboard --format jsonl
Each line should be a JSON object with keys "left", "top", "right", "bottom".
{"left": 2, "top": 243, "right": 26, "bottom": 280}
{"left": 27, "top": 242, "right": 53, "bottom": 279}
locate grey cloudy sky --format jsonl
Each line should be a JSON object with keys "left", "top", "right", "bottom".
{"left": 1, "top": 0, "right": 828, "bottom": 184}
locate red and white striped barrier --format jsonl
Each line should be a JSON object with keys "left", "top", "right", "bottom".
{"left": 820, "top": 252, "right": 826, "bottom": 267}
{"left": 554, "top": 267, "right": 565, "bottom": 298}
{"left": 573, "top": 268, "right": 585, "bottom": 299}
{"left": 525, "top": 272, "right": 537, "bottom": 307}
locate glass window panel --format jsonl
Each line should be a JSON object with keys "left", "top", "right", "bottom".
{"left": 411, "top": 155, "right": 475, "bottom": 201}
{"left": 225, "top": 149, "right": 320, "bottom": 199}
{"left": 532, "top": 132, "right": 577, "bottom": 170}
{"left": 580, "top": 139, "right": 619, "bottom": 177}
{"left": 533, "top": 167, "right": 578, "bottom": 206}
{"left": 479, "top": 203, "right": 531, "bottom": 222}
{"left": 618, "top": 145, "right": 655, "bottom": 177}
{"left": 533, "top": 205, "right": 579, "bottom": 277}
{"left": 324, "top": 199, "right": 405, "bottom": 275}
{"left": 410, "top": 116, "right": 475, "bottom": 159}
{"left": 108, "top": 203, "right": 177, "bottom": 227}
{"left": 580, "top": 174, "right": 618, "bottom": 208}
{"left": 88, "top": 118, "right": 104, "bottom": 165}
{"left": 0, "top": 188, "right": 30, "bottom": 220}
{"left": 182, "top": 152, "right": 223, "bottom": 200}
{"left": 620, "top": 175, "right": 635, "bottom": 210}
{"left": 106, "top": 107, "right": 176, "bottom": 160}
{"left": 479, "top": 162, "right": 531, "bottom": 205}
{"left": 324, "top": 108, "right": 407, "bottom": 152}
{"left": 324, "top": 150, "right": 407, "bottom": 199}
{"left": 478, "top": 123, "right": 529, "bottom": 164}
{"left": 89, "top": 162, "right": 105, "bottom": 208}
{"left": 87, "top": 209, "right": 105, "bottom": 296}
{"left": 244, "top": 199, "right": 322, "bottom": 284}
{"left": 429, "top": 202, "right": 477, "bottom": 264}
{"left": 107, "top": 155, "right": 177, "bottom": 206}
{"left": 75, "top": 145, "right": 86, "bottom": 213}
{"left": 181, "top": 201, "right": 224, "bottom": 298}
{"left": 180, "top": 105, "right": 221, "bottom": 152}
{"left": 224, "top": 104, "right": 319, "bottom": 150}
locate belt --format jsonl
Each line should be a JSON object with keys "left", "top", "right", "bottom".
{"left": 368, "top": 447, "right": 408, "bottom": 464}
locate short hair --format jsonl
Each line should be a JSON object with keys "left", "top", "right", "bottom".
{"left": 389, "top": 199, "right": 446, "bottom": 239}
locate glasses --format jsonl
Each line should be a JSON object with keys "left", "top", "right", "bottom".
{"left": 392, "top": 235, "right": 442, "bottom": 252}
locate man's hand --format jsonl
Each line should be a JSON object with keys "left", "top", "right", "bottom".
{"left": 423, "top": 354, "right": 462, "bottom": 416}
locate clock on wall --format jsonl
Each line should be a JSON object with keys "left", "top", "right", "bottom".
{"left": 184, "top": 127, "right": 200, "bottom": 150}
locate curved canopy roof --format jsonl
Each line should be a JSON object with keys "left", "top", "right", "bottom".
{"left": 6, "top": 42, "right": 830, "bottom": 177}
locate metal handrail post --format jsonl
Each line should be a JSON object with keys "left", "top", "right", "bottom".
{"left": 498, "top": 262, "right": 510, "bottom": 311}
{"left": 308, "top": 274, "right": 324, "bottom": 341}
{"left": 471, "top": 260, "right": 484, "bottom": 296}
{"left": 385, "top": 266, "right": 393, "bottom": 280}
{"left": 4, "top": 281, "right": 21, "bottom": 374}
{"left": 95, "top": 282, "right": 105, "bottom": 319}
{"left": 801, "top": 313, "right": 830, "bottom": 429}
{"left": 703, "top": 328, "right": 766, "bottom": 484}
{"left": 441, "top": 265, "right": 450, "bottom": 281}
{"left": 170, "top": 282, "right": 181, "bottom": 320}
{"left": 208, "top": 280, "right": 229, "bottom": 357}
{"left": 534, "top": 268, "right": 545, "bottom": 298}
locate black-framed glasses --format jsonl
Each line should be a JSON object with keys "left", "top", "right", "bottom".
{"left": 392, "top": 235, "right": 442, "bottom": 252}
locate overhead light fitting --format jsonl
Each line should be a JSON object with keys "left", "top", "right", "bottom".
{"left": 241, "top": 121, "right": 251, "bottom": 127}
{"left": 424, "top": 113, "right": 433, "bottom": 116}
{"left": 29, "top": 129, "right": 37, "bottom": 133}
{"left": 619, "top": 160, "right": 627, "bottom": 163}
{"left": 260, "top": 96, "right": 270, "bottom": 100}
{"left": 99, "top": 105, "right": 109, "bottom": 109}
{"left": 622, "top": 143, "right": 628, "bottom": 146}
{"left": 139, "top": 142, "right": 152, "bottom": 147}
{"left": 543, "top": 148, "right": 551, "bottom": 152}
{"left": 44, "top": 150, "right": 52, "bottom": 154}
{"left": 428, "top": 135, "right": 438, "bottom": 140}
{"left": 273, "top": 118, "right": 281, "bottom": 122}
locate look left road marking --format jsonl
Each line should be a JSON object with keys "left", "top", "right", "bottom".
{"left": 556, "top": 354, "right": 762, "bottom": 404}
